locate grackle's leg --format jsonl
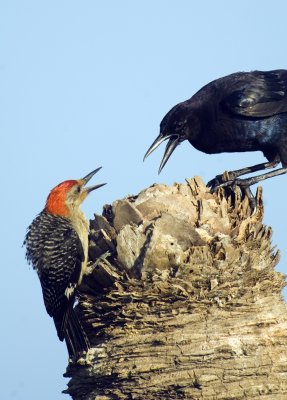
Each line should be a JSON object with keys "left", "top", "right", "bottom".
{"left": 207, "top": 160, "right": 279, "bottom": 189}
{"left": 216, "top": 167, "right": 287, "bottom": 190}
{"left": 243, "top": 186, "right": 256, "bottom": 210}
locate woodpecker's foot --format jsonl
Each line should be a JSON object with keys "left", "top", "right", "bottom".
{"left": 93, "top": 251, "right": 111, "bottom": 267}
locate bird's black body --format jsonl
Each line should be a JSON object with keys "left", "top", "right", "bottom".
{"left": 24, "top": 210, "right": 89, "bottom": 357}
{"left": 144, "top": 70, "right": 287, "bottom": 188}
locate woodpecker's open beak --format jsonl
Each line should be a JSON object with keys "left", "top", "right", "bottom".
{"left": 81, "top": 167, "right": 106, "bottom": 193}
{"left": 144, "top": 133, "right": 181, "bottom": 174}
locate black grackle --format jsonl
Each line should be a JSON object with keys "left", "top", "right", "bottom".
{"left": 144, "top": 70, "right": 287, "bottom": 195}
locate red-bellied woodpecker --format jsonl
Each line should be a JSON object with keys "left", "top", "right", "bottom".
{"left": 24, "top": 167, "right": 106, "bottom": 357}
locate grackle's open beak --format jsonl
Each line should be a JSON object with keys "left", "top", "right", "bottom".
{"left": 158, "top": 136, "right": 181, "bottom": 174}
{"left": 144, "top": 134, "right": 181, "bottom": 174}
{"left": 143, "top": 133, "right": 169, "bottom": 161}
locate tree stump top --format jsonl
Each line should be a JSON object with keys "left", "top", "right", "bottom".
{"left": 65, "top": 178, "right": 287, "bottom": 400}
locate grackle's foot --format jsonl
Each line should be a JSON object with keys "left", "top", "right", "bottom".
{"left": 214, "top": 166, "right": 287, "bottom": 190}
{"left": 207, "top": 160, "right": 280, "bottom": 192}
{"left": 212, "top": 176, "right": 254, "bottom": 191}
{"left": 207, "top": 172, "right": 231, "bottom": 191}
{"left": 243, "top": 186, "right": 257, "bottom": 211}
{"left": 208, "top": 165, "right": 287, "bottom": 210}
{"left": 207, "top": 169, "right": 240, "bottom": 192}
{"left": 207, "top": 176, "right": 222, "bottom": 191}
{"left": 215, "top": 178, "right": 257, "bottom": 210}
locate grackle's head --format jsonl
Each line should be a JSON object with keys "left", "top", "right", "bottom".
{"left": 144, "top": 102, "right": 199, "bottom": 173}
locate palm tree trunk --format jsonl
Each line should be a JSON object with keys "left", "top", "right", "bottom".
{"left": 64, "top": 177, "right": 287, "bottom": 400}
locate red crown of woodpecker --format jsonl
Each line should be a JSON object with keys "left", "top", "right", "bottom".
{"left": 45, "top": 180, "right": 79, "bottom": 217}
{"left": 44, "top": 168, "right": 106, "bottom": 217}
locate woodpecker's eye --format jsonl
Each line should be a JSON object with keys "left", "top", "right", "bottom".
{"left": 76, "top": 186, "right": 81, "bottom": 193}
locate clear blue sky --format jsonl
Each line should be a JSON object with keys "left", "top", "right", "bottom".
{"left": 1, "top": 1, "right": 287, "bottom": 399}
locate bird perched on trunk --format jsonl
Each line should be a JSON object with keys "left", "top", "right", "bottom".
{"left": 24, "top": 168, "right": 106, "bottom": 358}
{"left": 144, "top": 69, "right": 287, "bottom": 191}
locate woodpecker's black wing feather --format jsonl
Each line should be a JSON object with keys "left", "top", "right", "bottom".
{"left": 221, "top": 70, "right": 287, "bottom": 117}
{"left": 24, "top": 210, "right": 89, "bottom": 356}
{"left": 37, "top": 222, "right": 84, "bottom": 337}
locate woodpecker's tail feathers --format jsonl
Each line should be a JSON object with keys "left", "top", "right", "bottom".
{"left": 53, "top": 303, "right": 90, "bottom": 358}
{"left": 64, "top": 307, "right": 90, "bottom": 358}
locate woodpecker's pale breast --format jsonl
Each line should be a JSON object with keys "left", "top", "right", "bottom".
{"left": 70, "top": 209, "right": 89, "bottom": 284}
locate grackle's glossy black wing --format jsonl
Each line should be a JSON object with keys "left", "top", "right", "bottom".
{"left": 221, "top": 70, "right": 287, "bottom": 118}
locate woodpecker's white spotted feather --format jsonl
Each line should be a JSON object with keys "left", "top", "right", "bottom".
{"left": 24, "top": 168, "right": 105, "bottom": 357}
{"left": 24, "top": 211, "right": 85, "bottom": 333}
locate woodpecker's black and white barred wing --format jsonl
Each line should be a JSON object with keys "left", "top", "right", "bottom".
{"left": 24, "top": 210, "right": 88, "bottom": 355}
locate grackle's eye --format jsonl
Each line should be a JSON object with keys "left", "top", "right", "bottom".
{"left": 177, "top": 120, "right": 186, "bottom": 128}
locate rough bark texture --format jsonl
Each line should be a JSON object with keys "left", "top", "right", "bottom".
{"left": 64, "top": 177, "right": 287, "bottom": 400}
